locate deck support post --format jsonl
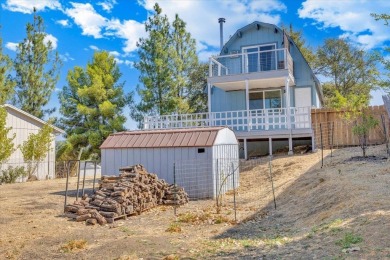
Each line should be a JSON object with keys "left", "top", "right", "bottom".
{"left": 244, "top": 138, "right": 248, "bottom": 160}
{"left": 286, "top": 77, "right": 293, "bottom": 155}
{"left": 268, "top": 137, "right": 273, "bottom": 156}
{"left": 207, "top": 83, "right": 212, "bottom": 126}
{"left": 245, "top": 79, "right": 250, "bottom": 132}
{"left": 288, "top": 131, "right": 293, "bottom": 155}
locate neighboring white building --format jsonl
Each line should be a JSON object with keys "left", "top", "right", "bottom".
{"left": 2, "top": 104, "right": 65, "bottom": 180}
{"left": 100, "top": 127, "right": 239, "bottom": 199}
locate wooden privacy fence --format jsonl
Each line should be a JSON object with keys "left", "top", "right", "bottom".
{"left": 311, "top": 105, "right": 389, "bottom": 148}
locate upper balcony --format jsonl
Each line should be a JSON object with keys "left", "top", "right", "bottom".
{"left": 208, "top": 47, "right": 294, "bottom": 90}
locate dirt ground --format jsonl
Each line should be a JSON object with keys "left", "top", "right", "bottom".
{"left": 1, "top": 145, "right": 390, "bottom": 259}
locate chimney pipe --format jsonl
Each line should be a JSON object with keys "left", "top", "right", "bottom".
{"left": 218, "top": 18, "right": 225, "bottom": 51}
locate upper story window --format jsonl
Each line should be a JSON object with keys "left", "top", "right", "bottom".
{"left": 243, "top": 44, "right": 276, "bottom": 73}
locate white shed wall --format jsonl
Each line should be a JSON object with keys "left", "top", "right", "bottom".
{"left": 2, "top": 108, "right": 56, "bottom": 180}
{"left": 101, "top": 128, "right": 239, "bottom": 199}
{"left": 102, "top": 147, "right": 213, "bottom": 184}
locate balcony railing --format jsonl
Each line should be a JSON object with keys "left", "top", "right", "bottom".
{"left": 144, "top": 107, "right": 311, "bottom": 131}
{"left": 209, "top": 48, "right": 293, "bottom": 78}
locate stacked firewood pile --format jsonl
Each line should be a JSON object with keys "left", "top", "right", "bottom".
{"left": 64, "top": 164, "right": 188, "bottom": 225}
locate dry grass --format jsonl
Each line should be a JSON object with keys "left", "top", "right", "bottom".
{"left": 165, "top": 223, "right": 182, "bottom": 233}
{"left": 60, "top": 239, "right": 87, "bottom": 253}
{"left": 1, "top": 144, "right": 390, "bottom": 259}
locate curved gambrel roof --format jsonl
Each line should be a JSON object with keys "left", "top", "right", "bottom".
{"left": 220, "top": 21, "right": 324, "bottom": 104}
{"left": 221, "top": 21, "right": 283, "bottom": 55}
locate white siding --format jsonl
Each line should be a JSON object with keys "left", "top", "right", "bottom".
{"left": 2, "top": 108, "right": 57, "bottom": 180}
{"left": 101, "top": 128, "right": 239, "bottom": 199}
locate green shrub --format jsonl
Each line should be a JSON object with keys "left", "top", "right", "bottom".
{"left": 0, "top": 166, "right": 27, "bottom": 184}
{"left": 336, "top": 232, "right": 363, "bottom": 249}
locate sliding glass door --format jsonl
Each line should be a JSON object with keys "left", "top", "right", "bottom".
{"left": 249, "top": 90, "right": 281, "bottom": 110}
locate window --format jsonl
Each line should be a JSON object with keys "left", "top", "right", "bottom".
{"left": 249, "top": 90, "right": 282, "bottom": 110}
{"left": 249, "top": 92, "right": 264, "bottom": 109}
{"left": 198, "top": 148, "right": 205, "bottom": 153}
{"left": 243, "top": 44, "right": 276, "bottom": 73}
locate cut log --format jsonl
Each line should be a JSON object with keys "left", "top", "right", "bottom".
{"left": 86, "top": 218, "right": 97, "bottom": 225}
{"left": 64, "top": 164, "right": 188, "bottom": 225}
{"left": 76, "top": 214, "right": 91, "bottom": 222}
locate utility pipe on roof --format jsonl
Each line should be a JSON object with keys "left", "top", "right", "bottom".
{"left": 218, "top": 18, "right": 225, "bottom": 51}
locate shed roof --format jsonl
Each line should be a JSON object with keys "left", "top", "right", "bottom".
{"left": 3, "top": 104, "right": 65, "bottom": 134}
{"left": 100, "top": 127, "right": 228, "bottom": 149}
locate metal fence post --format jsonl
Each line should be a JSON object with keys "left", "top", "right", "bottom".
{"left": 320, "top": 123, "right": 323, "bottom": 168}
{"left": 215, "top": 159, "right": 219, "bottom": 208}
{"left": 268, "top": 156, "right": 277, "bottom": 210}
{"left": 231, "top": 162, "right": 237, "bottom": 223}
{"left": 173, "top": 162, "right": 177, "bottom": 216}
{"left": 81, "top": 161, "right": 87, "bottom": 197}
{"left": 75, "top": 160, "right": 81, "bottom": 201}
{"left": 381, "top": 114, "right": 389, "bottom": 156}
{"left": 92, "top": 161, "right": 97, "bottom": 192}
{"left": 64, "top": 161, "right": 70, "bottom": 212}
{"left": 331, "top": 122, "right": 334, "bottom": 157}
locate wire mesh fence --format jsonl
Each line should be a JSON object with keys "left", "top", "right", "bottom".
{"left": 0, "top": 159, "right": 56, "bottom": 182}
{"left": 312, "top": 116, "right": 390, "bottom": 167}
{"left": 172, "top": 156, "right": 277, "bottom": 223}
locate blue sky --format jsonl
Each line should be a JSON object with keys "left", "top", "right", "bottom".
{"left": 1, "top": 0, "right": 390, "bottom": 129}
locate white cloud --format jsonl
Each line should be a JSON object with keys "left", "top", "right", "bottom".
{"left": 106, "top": 19, "right": 146, "bottom": 53}
{"left": 59, "top": 52, "right": 74, "bottom": 62}
{"left": 65, "top": 0, "right": 286, "bottom": 55}
{"left": 65, "top": 2, "right": 145, "bottom": 53}
{"left": 97, "top": 0, "right": 117, "bottom": 13}
{"left": 56, "top": 19, "right": 71, "bottom": 27}
{"left": 139, "top": 0, "right": 286, "bottom": 49}
{"left": 89, "top": 45, "right": 100, "bottom": 51}
{"left": 65, "top": 2, "right": 108, "bottom": 38}
{"left": 114, "top": 57, "right": 134, "bottom": 68}
{"left": 5, "top": 35, "right": 57, "bottom": 52}
{"left": 44, "top": 34, "right": 58, "bottom": 49}
{"left": 298, "top": 0, "right": 390, "bottom": 49}
{"left": 109, "top": 50, "right": 120, "bottom": 57}
{"left": 5, "top": 42, "right": 18, "bottom": 52}
{"left": 2, "top": 0, "right": 61, "bottom": 14}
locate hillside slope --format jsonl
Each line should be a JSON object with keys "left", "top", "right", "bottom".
{"left": 205, "top": 145, "right": 390, "bottom": 259}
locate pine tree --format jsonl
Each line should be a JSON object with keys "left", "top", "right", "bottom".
{"left": 131, "top": 3, "right": 174, "bottom": 127}
{"left": 0, "top": 35, "right": 15, "bottom": 105}
{"left": 131, "top": 4, "right": 206, "bottom": 127}
{"left": 59, "top": 51, "right": 130, "bottom": 160}
{"left": 170, "top": 14, "right": 199, "bottom": 113}
{"left": 187, "top": 63, "right": 208, "bottom": 113}
{"left": 13, "top": 9, "right": 61, "bottom": 118}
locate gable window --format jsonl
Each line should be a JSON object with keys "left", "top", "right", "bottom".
{"left": 243, "top": 44, "right": 276, "bottom": 73}
{"left": 249, "top": 90, "right": 282, "bottom": 110}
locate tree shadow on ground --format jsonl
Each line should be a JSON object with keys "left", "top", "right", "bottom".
{"left": 50, "top": 179, "right": 97, "bottom": 198}
{"left": 205, "top": 146, "right": 390, "bottom": 259}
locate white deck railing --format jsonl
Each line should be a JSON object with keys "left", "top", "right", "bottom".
{"left": 144, "top": 107, "right": 311, "bottom": 131}
{"left": 209, "top": 48, "right": 293, "bottom": 77}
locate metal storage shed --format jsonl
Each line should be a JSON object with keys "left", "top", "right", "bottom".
{"left": 100, "top": 127, "right": 239, "bottom": 199}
